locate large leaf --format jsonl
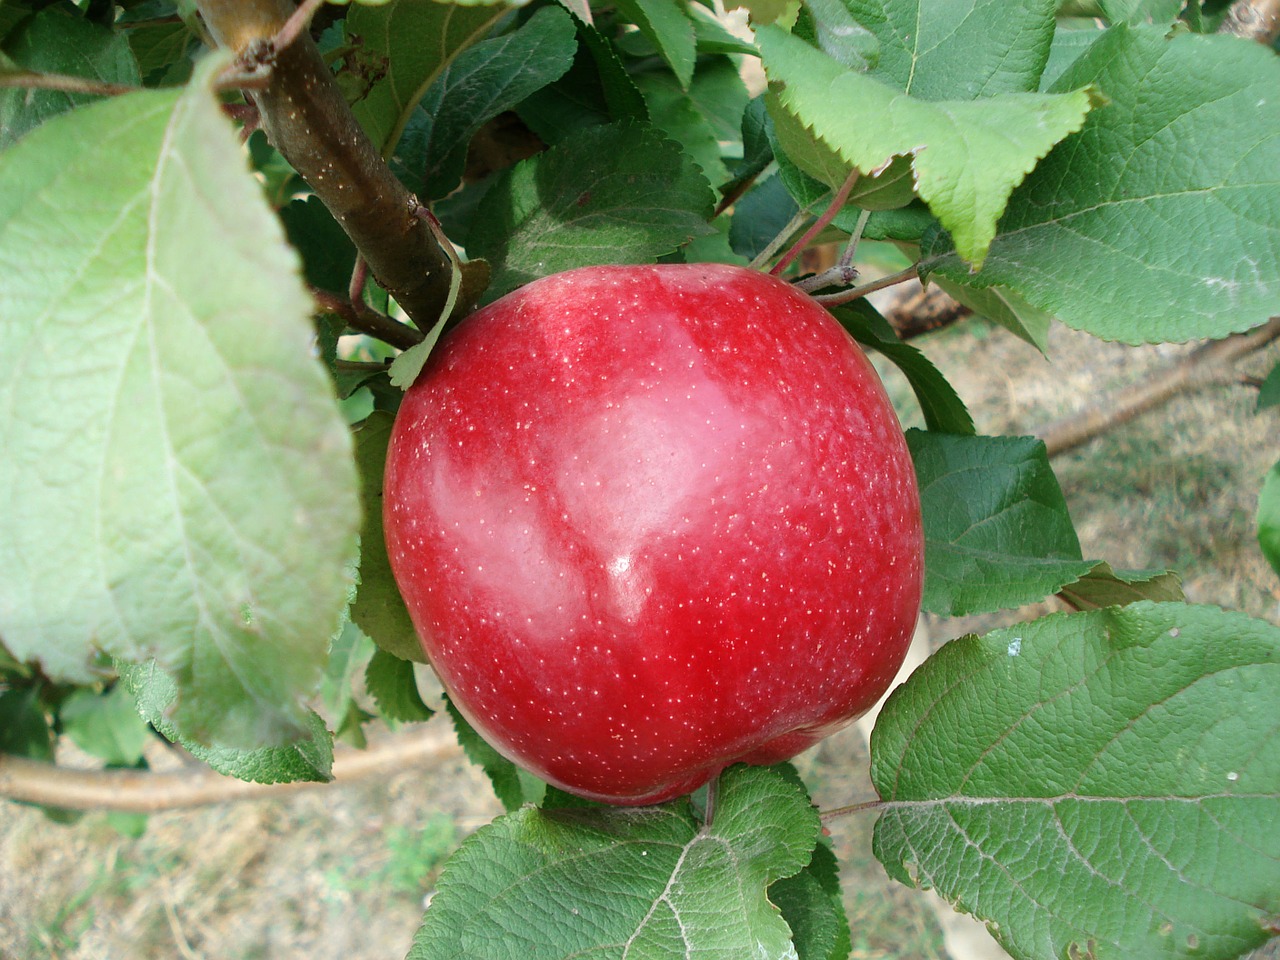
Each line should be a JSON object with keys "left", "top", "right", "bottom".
{"left": 468, "top": 121, "right": 715, "bottom": 300}
{"left": 837, "top": 0, "right": 1058, "bottom": 98}
{"left": 446, "top": 696, "right": 546, "bottom": 813}
{"left": 613, "top": 0, "right": 696, "bottom": 89}
{"left": 0, "top": 5, "right": 140, "bottom": 148}
{"left": 391, "top": 5, "right": 577, "bottom": 201}
{"left": 871, "top": 602, "right": 1280, "bottom": 960}
{"left": 346, "top": 0, "right": 510, "bottom": 156}
{"left": 407, "top": 764, "right": 820, "bottom": 959}
{"left": 0, "top": 57, "right": 359, "bottom": 747}
{"left": 758, "top": 24, "right": 1099, "bottom": 266}
{"left": 908, "top": 430, "right": 1095, "bottom": 615}
{"left": 922, "top": 26, "right": 1280, "bottom": 343}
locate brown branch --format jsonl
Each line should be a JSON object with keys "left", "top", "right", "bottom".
{"left": 1217, "top": 0, "right": 1280, "bottom": 44}
{"left": 1036, "top": 316, "right": 1280, "bottom": 457}
{"left": 196, "top": 0, "right": 455, "bottom": 332}
{"left": 0, "top": 70, "right": 139, "bottom": 97}
{"left": 0, "top": 725, "right": 461, "bottom": 814}
{"left": 310, "top": 288, "right": 424, "bottom": 351}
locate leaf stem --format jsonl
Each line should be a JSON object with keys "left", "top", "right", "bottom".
{"left": 310, "top": 288, "right": 424, "bottom": 351}
{"left": 0, "top": 71, "right": 139, "bottom": 97}
{"left": 770, "top": 170, "right": 860, "bottom": 277}
{"left": 819, "top": 798, "right": 884, "bottom": 822}
{"left": 811, "top": 265, "right": 921, "bottom": 306}
{"left": 748, "top": 208, "right": 812, "bottom": 272}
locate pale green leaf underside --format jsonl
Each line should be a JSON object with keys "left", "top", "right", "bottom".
{"left": 923, "top": 26, "right": 1280, "bottom": 343}
{"left": 843, "top": 0, "right": 1058, "bottom": 100}
{"left": 408, "top": 765, "right": 819, "bottom": 959}
{"left": 758, "top": 25, "right": 1098, "bottom": 267}
{"left": 871, "top": 602, "right": 1280, "bottom": 960}
{"left": 0, "top": 59, "right": 359, "bottom": 748}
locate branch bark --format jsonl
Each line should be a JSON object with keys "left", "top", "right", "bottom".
{"left": 1036, "top": 317, "right": 1280, "bottom": 457}
{"left": 1218, "top": 0, "right": 1280, "bottom": 44}
{"left": 196, "top": 0, "right": 454, "bottom": 334}
{"left": 0, "top": 725, "right": 460, "bottom": 814}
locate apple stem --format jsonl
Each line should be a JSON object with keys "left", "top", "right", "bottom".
{"left": 703, "top": 775, "right": 720, "bottom": 828}
{"left": 818, "top": 798, "right": 885, "bottom": 822}
{"left": 768, "top": 171, "right": 861, "bottom": 278}
{"left": 811, "top": 265, "right": 920, "bottom": 307}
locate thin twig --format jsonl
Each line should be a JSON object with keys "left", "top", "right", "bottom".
{"left": 770, "top": 171, "right": 860, "bottom": 277}
{"left": 819, "top": 798, "right": 883, "bottom": 822}
{"left": 311, "top": 287, "right": 424, "bottom": 351}
{"left": 0, "top": 71, "right": 139, "bottom": 97}
{"left": 747, "top": 208, "right": 812, "bottom": 272}
{"left": 0, "top": 725, "right": 461, "bottom": 813}
{"left": 1036, "top": 316, "right": 1280, "bottom": 457}
{"left": 811, "top": 265, "right": 921, "bottom": 306}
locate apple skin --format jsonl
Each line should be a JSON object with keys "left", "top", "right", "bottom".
{"left": 384, "top": 263, "right": 923, "bottom": 805}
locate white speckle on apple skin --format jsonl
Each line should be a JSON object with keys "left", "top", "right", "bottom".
{"left": 384, "top": 263, "right": 923, "bottom": 805}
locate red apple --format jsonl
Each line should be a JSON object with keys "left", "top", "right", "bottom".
{"left": 383, "top": 263, "right": 923, "bottom": 805}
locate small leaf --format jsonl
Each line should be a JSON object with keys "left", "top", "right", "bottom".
{"left": 351, "top": 412, "right": 426, "bottom": 663}
{"left": 59, "top": 684, "right": 150, "bottom": 767}
{"left": 1057, "top": 561, "right": 1184, "bottom": 609}
{"left": 771, "top": 841, "right": 852, "bottom": 960}
{"left": 759, "top": 25, "right": 1100, "bottom": 266}
{"left": 347, "top": 0, "right": 509, "bottom": 155}
{"left": 0, "top": 56, "right": 360, "bottom": 746}
{"left": 923, "top": 26, "right": 1280, "bottom": 344}
{"left": 365, "top": 647, "right": 434, "bottom": 724}
{"left": 119, "top": 660, "right": 334, "bottom": 785}
{"left": 1259, "top": 460, "right": 1280, "bottom": 578}
{"left": 468, "top": 121, "right": 715, "bottom": 301}
{"left": 871, "top": 602, "right": 1280, "bottom": 960}
{"left": 908, "top": 430, "right": 1096, "bottom": 615}
{"left": 1257, "top": 361, "right": 1280, "bottom": 412}
{"left": 614, "top": 0, "right": 696, "bottom": 89}
{"left": 829, "top": 301, "right": 975, "bottom": 436}
{"left": 1100, "top": 0, "right": 1184, "bottom": 24}
{"left": 0, "top": 687, "right": 53, "bottom": 761}
{"left": 407, "top": 764, "right": 820, "bottom": 959}
{"left": 446, "top": 697, "right": 546, "bottom": 813}
{"left": 0, "top": 6, "right": 140, "bottom": 148}
{"left": 390, "top": 6, "right": 578, "bottom": 201}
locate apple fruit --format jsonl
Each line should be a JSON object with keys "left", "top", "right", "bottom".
{"left": 383, "top": 263, "right": 923, "bottom": 805}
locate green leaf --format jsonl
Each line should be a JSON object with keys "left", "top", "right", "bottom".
{"left": 908, "top": 430, "right": 1096, "bottom": 615}
{"left": 391, "top": 6, "right": 577, "bottom": 201}
{"left": 0, "top": 5, "right": 140, "bottom": 148}
{"left": 829, "top": 301, "right": 975, "bottom": 436}
{"left": 0, "top": 686, "right": 53, "bottom": 761}
{"left": 365, "top": 647, "right": 434, "bottom": 724}
{"left": 1040, "top": 19, "right": 1106, "bottom": 90}
{"left": 1057, "top": 561, "right": 1184, "bottom": 609}
{"left": 126, "top": 20, "right": 197, "bottom": 85}
{"left": 0, "top": 57, "right": 360, "bottom": 747}
{"left": 759, "top": 25, "right": 1100, "bottom": 266}
{"left": 346, "top": 0, "right": 509, "bottom": 156}
{"left": 835, "top": 0, "right": 1058, "bottom": 98}
{"left": 446, "top": 696, "right": 546, "bottom": 813}
{"left": 119, "top": 659, "right": 335, "bottom": 784}
{"left": 729, "top": 174, "right": 799, "bottom": 261}
{"left": 871, "top": 602, "right": 1280, "bottom": 960}
{"left": 770, "top": 841, "right": 852, "bottom": 960}
{"left": 1100, "top": 0, "right": 1184, "bottom": 23}
{"left": 468, "top": 121, "right": 715, "bottom": 301}
{"left": 1257, "top": 361, "right": 1280, "bottom": 412}
{"left": 59, "top": 684, "right": 150, "bottom": 767}
{"left": 1259, "top": 460, "right": 1280, "bottom": 578}
{"left": 279, "top": 195, "right": 358, "bottom": 295}
{"left": 931, "top": 275, "right": 1054, "bottom": 352}
{"left": 407, "top": 764, "right": 820, "bottom": 959}
{"left": 636, "top": 57, "right": 749, "bottom": 190}
{"left": 351, "top": 411, "right": 426, "bottom": 662}
{"left": 613, "top": 0, "right": 696, "bottom": 89}
{"left": 923, "top": 26, "right": 1280, "bottom": 344}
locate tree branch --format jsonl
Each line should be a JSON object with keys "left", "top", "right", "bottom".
{"left": 1036, "top": 317, "right": 1280, "bottom": 457}
{"left": 0, "top": 725, "right": 460, "bottom": 814}
{"left": 1218, "top": 0, "right": 1280, "bottom": 44}
{"left": 196, "top": 0, "right": 456, "bottom": 333}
